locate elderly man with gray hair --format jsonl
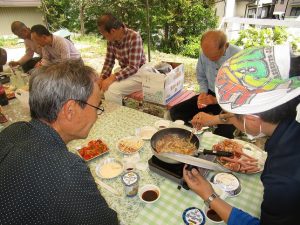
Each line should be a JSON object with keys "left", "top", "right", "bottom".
{"left": 0, "top": 60, "right": 119, "bottom": 224}
{"left": 9, "top": 21, "right": 42, "bottom": 72}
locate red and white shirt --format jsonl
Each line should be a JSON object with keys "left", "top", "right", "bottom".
{"left": 101, "top": 28, "right": 146, "bottom": 81}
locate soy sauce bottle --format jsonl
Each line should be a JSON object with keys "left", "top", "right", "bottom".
{"left": 0, "top": 81, "right": 9, "bottom": 106}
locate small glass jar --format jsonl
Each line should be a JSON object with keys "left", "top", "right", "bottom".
{"left": 121, "top": 171, "right": 139, "bottom": 197}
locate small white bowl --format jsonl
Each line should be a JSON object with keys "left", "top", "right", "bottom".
{"left": 96, "top": 158, "right": 124, "bottom": 179}
{"left": 138, "top": 184, "right": 160, "bottom": 203}
{"left": 135, "top": 126, "right": 157, "bottom": 140}
{"left": 154, "top": 120, "right": 171, "bottom": 130}
{"left": 203, "top": 205, "right": 223, "bottom": 224}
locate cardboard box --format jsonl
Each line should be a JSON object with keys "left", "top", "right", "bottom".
{"left": 141, "top": 62, "right": 184, "bottom": 105}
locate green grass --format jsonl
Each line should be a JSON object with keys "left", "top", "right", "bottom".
{"left": 0, "top": 37, "right": 19, "bottom": 48}
{"left": 73, "top": 34, "right": 199, "bottom": 89}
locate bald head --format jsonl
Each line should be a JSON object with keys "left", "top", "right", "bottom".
{"left": 201, "top": 30, "right": 229, "bottom": 62}
{"left": 11, "top": 21, "right": 31, "bottom": 39}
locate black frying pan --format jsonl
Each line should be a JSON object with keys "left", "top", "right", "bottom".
{"left": 150, "top": 128, "right": 199, "bottom": 164}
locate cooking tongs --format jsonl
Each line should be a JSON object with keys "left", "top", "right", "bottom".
{"left": 197, "top": 147, "right": 233, "bottom": 157}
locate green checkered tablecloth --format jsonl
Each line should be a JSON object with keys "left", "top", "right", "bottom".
{"left": 2, "top": 100, "right": 264, "bottom": 225}
{"left": 133, "top": 133, "right": 264, "bottom": 225}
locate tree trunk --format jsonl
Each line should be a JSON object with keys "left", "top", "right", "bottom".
{"left": 80, "top": 3, "right": 85, "bottom": 35}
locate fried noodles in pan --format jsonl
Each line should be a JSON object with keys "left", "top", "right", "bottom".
{"left": 155, "top": 134, "right": 197, "bottom": 155}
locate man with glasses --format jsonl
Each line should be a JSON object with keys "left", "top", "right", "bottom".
{"left": 9, "top": 21, "right": 42, "bottom": 73}
{"left": 97, "top": 13, "right": 146, "bottom": 105}
{"left": 169, "top": 30, "right": 241, "bottom": 138}
{"left": 0, "top": 59, "right": 118, "bottom": 224}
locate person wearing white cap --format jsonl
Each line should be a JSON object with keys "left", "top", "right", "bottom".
{"left": 184, "top": 45, "right": 300, "bottom": 225}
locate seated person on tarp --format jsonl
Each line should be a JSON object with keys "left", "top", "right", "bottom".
{"left": 0, "top": 48, "right": 7, "bottom": 72}
{"left": 0, "top": 60, "right": 118, "bottom": 224}
{"left": 169, "top": 30, "right": 241, "bottom": 138}
{"left": 184, "top": 45, "right": 300, "bottom": 225}
{"left": 97, "top": 13, "right": 146, "bottom": 105}
{"left": 9, "top": 21, "right": 42, "bottom": 73}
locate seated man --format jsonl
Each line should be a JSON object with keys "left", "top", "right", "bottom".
{"left": 0, "top": 47, "right": 7, "bottom": 72}
{"left": 97, "top": 13, "right": 146, "bottom": 105}
{"left": 31, "top": 24, "right": 81, "bottom": 66}
{"left": 169, "top": 30, "right": 241, "bottom": 138}
{"left": 9, "top": 21, "right": 42, "bottom": 73}
{"left": 0, "top": 60, "right": 118, "bottom": 224}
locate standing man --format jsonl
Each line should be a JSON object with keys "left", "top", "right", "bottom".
{"left": 31, "top": 24, "right": 81, "bottom": 66}
{"left": 9, "top": 21, "right": 42, "bottom": 72}
{"left": 0, "top": 60, "right": 118, "bottom": 224}
{"left": 97, "top": 13, "right": 146, "bottom": 105}
{"left": 170, "top": 30, "right": 241, "bottom": 138}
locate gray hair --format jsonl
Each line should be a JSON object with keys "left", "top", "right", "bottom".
{"left": 29, "top": 59, "right": 97, "bottom": 122}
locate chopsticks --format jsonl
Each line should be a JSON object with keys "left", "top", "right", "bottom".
{"left": 94, "top": 177, "right": 122, "bottom": 197}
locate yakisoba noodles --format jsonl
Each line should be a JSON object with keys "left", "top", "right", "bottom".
{"left": 155, "top": 134, "right": 197, "bottom": 155}
{"left": 118, "top": 138, "right": 143, "bottom": 153}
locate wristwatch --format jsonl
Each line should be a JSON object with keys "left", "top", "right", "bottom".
{"left": 204, "top": 193, "right": 218, "bottom": 208}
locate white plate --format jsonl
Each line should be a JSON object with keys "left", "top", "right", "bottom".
{"left": 117, "top": 136, "right": 144, "bottom": 154}
{"left": 135, "top": 126, "right": 157, "bottom": 140}
{"left": 96, "top": 158, "right": 124, "bottom": 179}
{"left": 215, "top": 139, "right": 267, "bottom": 174}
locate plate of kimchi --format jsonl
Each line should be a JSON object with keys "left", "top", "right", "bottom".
{"left": 77, "top": 139, "right": 109, "bottom": 162}
{"left": 212, "top": 139, "right": 267, "bottom": 174}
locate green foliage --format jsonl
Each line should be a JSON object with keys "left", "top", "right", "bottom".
{"left": 41, "top": 0, "right": 218, "bottom": 57}
{"left": 231, "top": 26, "right": 299, "bottom": 51}
{"left": 0, "top": 38, "right": 19, "bottom": 48}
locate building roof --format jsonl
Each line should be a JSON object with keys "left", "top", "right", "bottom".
{"left": 0, "top": 0, "right": 41, "bottom": 7}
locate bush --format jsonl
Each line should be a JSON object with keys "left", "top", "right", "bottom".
{"left": 180, "top": 36, "right": 200, "bottom": 58}
{"left": 0, "top": 37, "right": 19, "bottom": 48}
{"left": 231, "top": 26, "right": 299, "bottom": 52}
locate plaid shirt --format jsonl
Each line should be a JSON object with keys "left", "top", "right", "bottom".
{"left": 101, "top": 28, "right": 146, "bottom": 81}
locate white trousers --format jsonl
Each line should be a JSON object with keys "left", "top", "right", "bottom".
{"left": 104, "top": 67, "right": 146, "bottom": 105}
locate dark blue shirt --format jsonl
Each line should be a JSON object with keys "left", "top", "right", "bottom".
{"left": 228, "top": 118, "right": 300, "bottom": 225}
{"left": 0, "top": 119, "right": 118, "bottom": 224}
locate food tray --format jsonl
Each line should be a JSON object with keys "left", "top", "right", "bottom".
{"left": 77, "top": 139, "right": 109, "bottom": 162}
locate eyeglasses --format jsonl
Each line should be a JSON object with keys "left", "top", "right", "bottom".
{"left": 75, "top": 100, "right": 104, "bottom": 115}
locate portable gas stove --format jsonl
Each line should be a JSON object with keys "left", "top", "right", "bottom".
{"left": 148, "top": 155, "right": 216, "bottom": 190}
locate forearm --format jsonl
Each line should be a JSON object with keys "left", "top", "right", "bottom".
{"left": 210, "top": 198, "right": 233, "bottom": 223}
{"left": 18, "top": 52, "right": 34, "bottom": 65}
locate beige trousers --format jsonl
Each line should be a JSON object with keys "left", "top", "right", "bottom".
{"left": 104, "top": 67, "right": 146, "bottom": 105}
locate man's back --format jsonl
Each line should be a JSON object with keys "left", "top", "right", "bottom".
{"left": 0, "top": 120, "right": 118, "bottom": 224}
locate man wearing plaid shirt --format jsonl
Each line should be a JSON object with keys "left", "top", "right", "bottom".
{"left": 97, "top": 13, "right": 146, "bottom": 105}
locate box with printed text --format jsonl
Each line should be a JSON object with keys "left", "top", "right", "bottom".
{"left": 141, "top": 62, "right": 184, "bottom": 105}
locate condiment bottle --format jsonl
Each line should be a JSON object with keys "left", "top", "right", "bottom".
{"left": 0, "top": 81, "right": 8, "bottom": 106}
{"left": 121, "top": 171, "right": 139, "bottom": 197}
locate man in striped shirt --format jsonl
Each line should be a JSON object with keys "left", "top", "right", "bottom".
{"left": 97, "top": 13, "right": 146, "bottom": 105}
{"left": 31, "top": 24, "right": 81, "bottom": 67}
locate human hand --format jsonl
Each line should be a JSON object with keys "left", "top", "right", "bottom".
{"left": 101, "top": 75, "right": 116, "bottom": 92}
{"left": 191, "top": 112, "right": 217, "bottom": 130}
{"left": 8, "top": 61, "right": 20, "bottom": 67}
{"left": 197, "top": 93, "right": 217, "bottom": 109}
{"left": 183, "top": 165, "right": 214, "bottom": 200}
{"left": 34, "top": 61, "right": 42, "bottom": 68}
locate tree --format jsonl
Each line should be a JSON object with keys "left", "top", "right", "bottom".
{"left": 41, "top": 0, "right": 218, "bottom": 57}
